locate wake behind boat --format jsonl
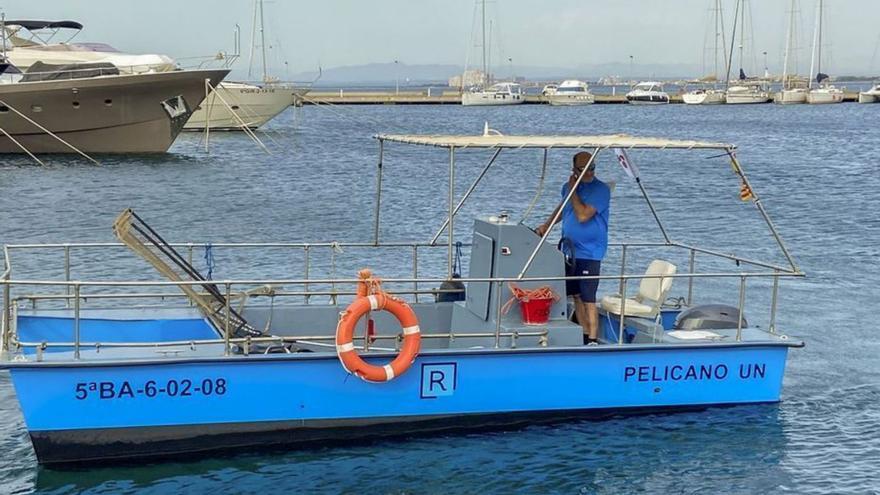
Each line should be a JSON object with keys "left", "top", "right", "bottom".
{"left": 0, "top": 130, "right": 804, "bottom": 465}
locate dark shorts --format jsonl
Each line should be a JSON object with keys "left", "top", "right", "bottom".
{"left": 567, "top": 259, "right": 601, "bottom": 303}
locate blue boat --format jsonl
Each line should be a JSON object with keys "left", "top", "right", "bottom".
{"left": 0, "top": 131, "right": 804, "bottom": 465}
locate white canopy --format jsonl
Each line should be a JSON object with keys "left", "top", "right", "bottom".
{"left": 375, "top": 133, "right": 735, "bottom": 150}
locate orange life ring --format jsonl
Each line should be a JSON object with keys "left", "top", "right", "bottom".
{"left": 335, "top": 292, "right": 421, "bottom": 382}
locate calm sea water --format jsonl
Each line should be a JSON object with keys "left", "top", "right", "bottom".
{"left": 1, "top": 102, "right": 879, "bottom": 494}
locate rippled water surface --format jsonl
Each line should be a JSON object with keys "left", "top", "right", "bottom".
{"left": 1, "top": 103, "right": 879, "bottom": 494}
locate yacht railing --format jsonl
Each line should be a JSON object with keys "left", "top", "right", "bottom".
{"left": 1, "top": 240, "right": 801, "bottom": 359}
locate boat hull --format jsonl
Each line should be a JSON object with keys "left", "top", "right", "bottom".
{"left": 8, "top": 344, "right": 791, "bottom": 465}
{"left": 461, "top": 92, "right": 524, "bottom": 106}
{"left": 682, "top": 91, "right": 725, "bottom": 105}
{"left": 546, "top": 94, "right": 595, "bottom": 106}
{"left": 0, "top": 69, "right": 228, "bottom": 153}
{"left": 184, "top": 82, "right": 297, "bottom": 130}
{"left": 725, "top": 93, "right": 771, "bottom": 104}
{"left": 858, "top": 92, "right": 878, "bottom": 103}
{"left": 774, "top": 89, "right": 808, "bottom": 104}
{"left": 807, "top": 89, "right": 844, "bottom": 104}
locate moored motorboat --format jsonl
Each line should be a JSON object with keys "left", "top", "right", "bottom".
{"left": 725, "top": 83, "right": 771, "bottom": 104}
{"left": 0, "top": 64, "right": 228, "bottom": 153}
{"left": 858, "top": 83, "right": 880, "bottom": 103}
{"left": 461, "top": 82, "right": 524, "bottom": 106}
{"left": 544, "top": 80, "right": 594, "bottom": 106}
{"left": 0, "top": 130, "right": 804, "bottom": 465}
{"left": 682, "top": 88, "right": 725, "bottom": 105}
{"left": 184, "top": 81, "right": 297, "bottom": 130}
{"left": 625, "top": 82, "right": 669, "bottom": 105}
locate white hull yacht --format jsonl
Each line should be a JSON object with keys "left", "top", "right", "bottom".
{"left": 462, "top": 82, "right": 524, "bottom": 106}
{"left": 807, "top": 86, "right": 844, "bottom": 104}
{"left": 725, "top": 84, "right": 771, "bottom": 104}
{"left": 774, "top": 88, "right": 808, "bottom": 104}
{"left": 806, "top": 0, "right": 843, "bottom": 105}
{"left": 682, "top": 89, "right": 725, "bottom": 105}
{"left": 184, "top": 81, "right": 297, "bottom": 130}
{"left": 626, "top": 82, "right": 669, "bottom": 105}
{"left": 774, "top": 0, "right": 807, "bottom": 105}
{"left": 858, "top": 84, "right": 880, "bottom": 103}
{"left": 545, "top": 80, "right": 594, "bottom": 106}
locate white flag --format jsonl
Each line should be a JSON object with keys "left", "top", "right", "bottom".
{"left": 613, "top": 148, "right": 640, "bottom": 180}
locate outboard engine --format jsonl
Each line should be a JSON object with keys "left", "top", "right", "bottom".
{"left": 674, "top": 304, "right": 747, "bottom": 330}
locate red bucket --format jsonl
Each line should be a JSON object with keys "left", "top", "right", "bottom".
{"left": 519, "top": 297, "right": 554, "bottom": 325}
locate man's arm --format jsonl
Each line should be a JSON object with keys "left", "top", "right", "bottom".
{"left": 570, "top": 191, "right": 598, "bottom": 223}
{"left": 535, "top": 203, "right": 562, "bottom": 236}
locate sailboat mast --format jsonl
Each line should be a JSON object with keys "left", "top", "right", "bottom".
{"left": 248, "top": 0, "right": 258, "bottom": 80}
{"left": 816, "top": 0, "right": 823, "bottom": 78}
{"left": 481, "top": 0, "right": 488, "bottom": 86}
{"left": 782, "top": 0, "right": 794, "bottom": 89}
{"left": 809, "top": 0, "right": 820, "bottom": 88}
{"left": 719, "top": 0, "right": 728, "bottom": 81}
{"left": 725, "top": 0, "right": 741, "bottom": 89}
{"left": 739, "top": 0, "right": 745, "bottom": 76}
{"left": 259, "top": 0, "right": 268, "bottom": 83}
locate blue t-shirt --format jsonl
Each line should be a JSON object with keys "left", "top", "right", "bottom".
{"left": 561, "top": 179, "right": 611, "bottom": 260}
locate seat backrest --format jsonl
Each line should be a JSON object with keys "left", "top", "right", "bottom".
{"left": 636, "top": 260, "right": 677, "bottom": 303}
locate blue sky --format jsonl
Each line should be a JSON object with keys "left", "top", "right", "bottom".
{"left": 4, "top": 0, "right": 878, "bottom": 76}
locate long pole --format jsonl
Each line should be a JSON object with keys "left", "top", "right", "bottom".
{"left": 448, "top": 147, "right": 456, "bottom": 279}
{"left": 259, "top": 0, "right": 268, "bottom": 83}
{"left": 725, "top": 0, "right": 741, "bottom": 90}
{"left": 809, "top": 0, "right": 820, "bottom": 88}
{"left": 248, "top": 0, "right": 258, "bottom": 80}
{"left": 481, "top": 0, "right": 487, "bottom": 86}
{"left": 373, "top": 140, "right": 384, "bottom": 245}
{"left": 782, "top": 0, "right": 794, "bottom": 90}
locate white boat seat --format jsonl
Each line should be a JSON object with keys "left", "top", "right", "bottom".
{"left": 600, "top": 259, "right": 677, "bottom": 319}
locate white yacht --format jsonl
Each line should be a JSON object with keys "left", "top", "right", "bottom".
{"left": 725, "top": 1, "right": 771, "bottom": 105}
{"left": 185, "top": 81, "right": 299, "bottom": 130}
{"left": 858, "top": 83, "right": 880, "bottom": 103}
{"left": 544, "top": 80, "right": 594, "bottom": 106}
{"left": 462, "top": 82, "right": 524, "bottom": 106}
{"left": 775, "top": 0, "right": 808, "bottom": 104}
{"left": 682, "top": 0, "right": 727, "bottom": 105}
{"left": 726, "top": 82, "right": 772, "bottom": 104}
{"left": 626, "top": 82, "right": 669, "bottom": 105}
{"left": 682, "top": 88, "right": 725, "bottom": 105}
{"left": 807, "top": 84, "right": 844, "bottom": 104}
{"left": 806, "top": 0, "right": 844, "bottom": 105}
{"left": 185, "top": 1, "right": 306, "bottom": 130}
{"left": 541, "top": 83, "right": 558, "bottom": 96}
{"left": 460, "top": 0, "right": 523, "bottom": 107}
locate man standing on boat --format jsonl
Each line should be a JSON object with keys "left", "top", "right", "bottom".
{"left": 536, "top": 151, "right": 611, "bottom": 345}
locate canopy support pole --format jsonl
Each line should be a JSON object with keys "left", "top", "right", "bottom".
{"left": 519, "top": 147, "right": 600, "bottom": 279}
{"left": 447, "top": 147, "right": 456, "bottom": 279}
{"left": 373, "top": 139, "right": 384, "bottom": 245}
{"left": 727, "top": 148, "right": 800, "bottom": 273}
{"left": 431, "top": 147, "right": 501, "bottom": 246}
{"left": 635, "top": 175, "right": 672, "bottom": 244}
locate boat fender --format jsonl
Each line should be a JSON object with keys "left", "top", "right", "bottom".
{"left": 336, "top": 292, "right": 421, "bottom": 382}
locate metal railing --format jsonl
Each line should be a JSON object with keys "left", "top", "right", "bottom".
{"left": 1, "top": 239, "right": 803, "bottom": 360}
